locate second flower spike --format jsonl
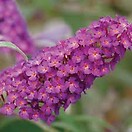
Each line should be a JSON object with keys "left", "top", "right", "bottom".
{"left": 0, "top": 0, "right": 35, "bottom": 60}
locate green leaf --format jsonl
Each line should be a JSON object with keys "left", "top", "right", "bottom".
{"left": 0, "top": 117, "right": 57, "bottom": 132}
{"left": 52, "top": 110, "right": 82, "bottom": 132}
{"left": 0, "top": 41, "right": 28, "bottom": 61}
{"left": 52, "top": 121, "right": 80, "bottom": 132}
{"left": 0, "top": 119, "right": 43, "bottom": 132}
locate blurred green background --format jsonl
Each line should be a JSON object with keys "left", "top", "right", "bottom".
{"left": 0, "top": 0, "right": 132, "bottom": 132}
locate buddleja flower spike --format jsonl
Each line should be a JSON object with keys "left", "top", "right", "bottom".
{"left": 0, "top": 15, "right": 131, "bottom": 124}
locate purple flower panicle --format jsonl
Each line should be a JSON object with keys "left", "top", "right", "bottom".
{"left": 0, "top": 16, "right": 131, "bottom": 124}
{"left": 0, "top": 0, "right": 35, "bottom": 59}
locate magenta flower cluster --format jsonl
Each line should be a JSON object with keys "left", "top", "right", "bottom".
{"left": 0, "top": 0, "right": 35, "bottom": 58}
{"left": 0, "top": 16, "right": 131, "bottom": 124}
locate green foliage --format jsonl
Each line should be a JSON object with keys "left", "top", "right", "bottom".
{"left": 0, "top": 112, "right": 113, "bottom": 132}
{"left": 51, "top": 111, "right": 113, "bottom": 132}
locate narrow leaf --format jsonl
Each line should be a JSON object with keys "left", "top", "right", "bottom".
{"left": 0, "top": 41, "right": 28, "bottom": 61}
